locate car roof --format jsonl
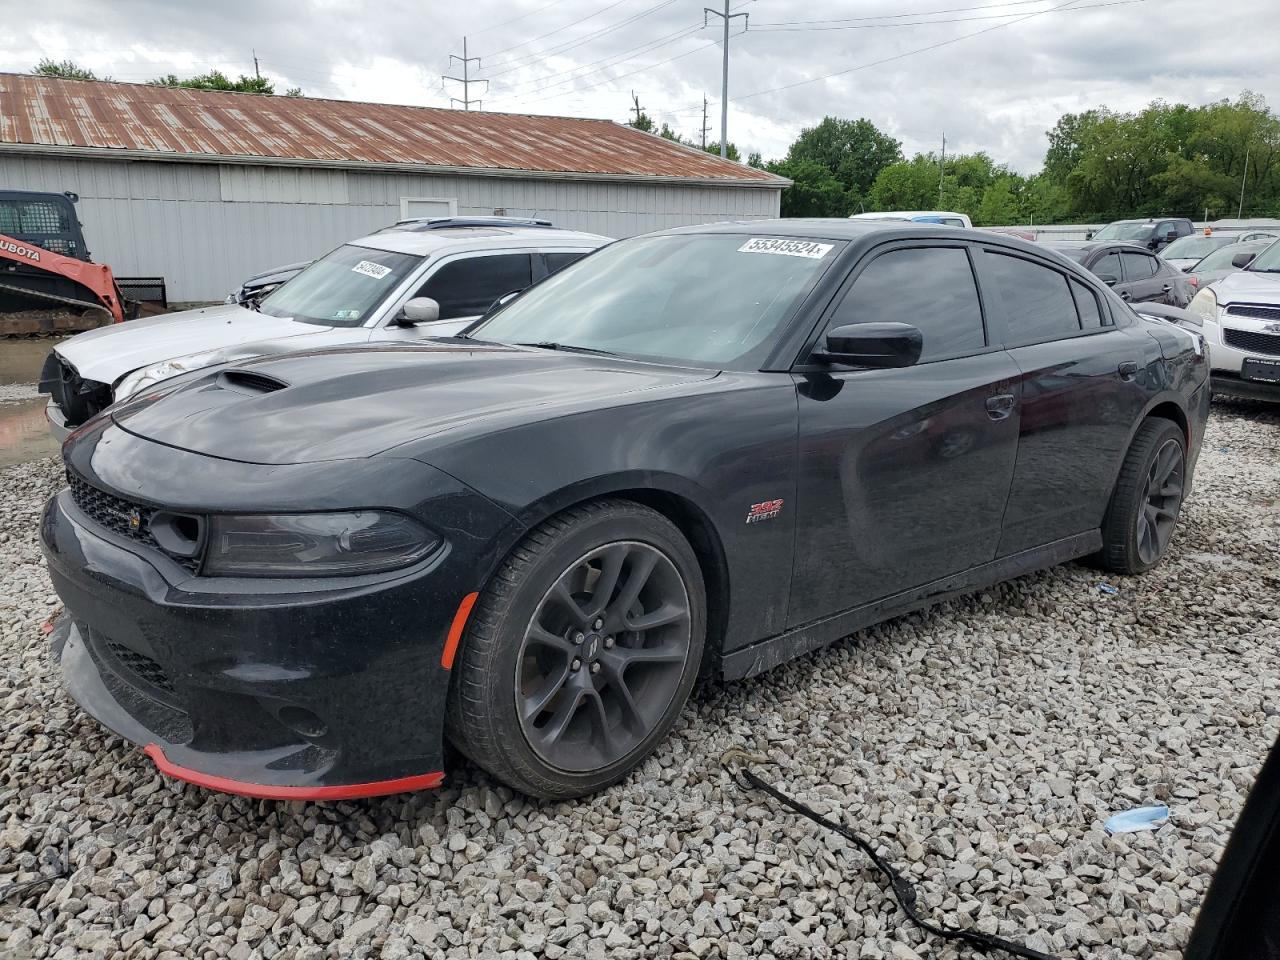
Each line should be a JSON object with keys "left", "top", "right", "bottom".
{"left": 1042, "top": 240, "right": 1151, "bottom": 254}
{"left": 351, "top": 225, "right": 611, "bottom": 257}
{"left": 662, "top": 217, "right": 961, "bottom": 240}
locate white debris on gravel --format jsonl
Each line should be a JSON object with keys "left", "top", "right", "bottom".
{"left": 1, "top": 402, "right": 1278, "bottom": 960}
{"left": 0, "top": 383, "right": 40, "bottom": 402}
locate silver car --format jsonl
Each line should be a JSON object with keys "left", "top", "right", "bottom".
{"left": 41, "top": 223, "right": 610, "bottom": 437}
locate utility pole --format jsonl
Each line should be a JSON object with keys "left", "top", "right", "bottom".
{"left": 1238, "top": 144, "right": 1250, "bottom": 219}
{"left": 631, "top": 90, "right": 646, "bottom": 128}
{"left": 444, "top": 37, "right": 487, "bottom": 111}
{"left": 705, "top": 1, "right": 748, "bottom": 158}
{"left": 252, "top": 49, "right": 260, "bottom": 80}
{"left": 939, "top": 133, "right": 946, "bottom": 204}
{"left": 700, "top": 95, "right": 710, "bottom": 150}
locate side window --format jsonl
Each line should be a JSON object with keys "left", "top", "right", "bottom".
{"left": 985, "top": 252, "right": 1081, "bottom": 343}
{"left": 829, "top": 246, "right": 985, "bottom": 362}
{"left": 1121, "top": 251, "right": 1157, "bottom": 280}
{"left": 1070, "top": 279, "right": 1104, "bottom": 328}
{"left": 544, "top": 252, "right": 588, "bottom": 275}
{"left": 417, "top": 254, "right": 533, "bottom": 321}
{"left": 1093, "top": 251, "right": 1123, "bottom": 283}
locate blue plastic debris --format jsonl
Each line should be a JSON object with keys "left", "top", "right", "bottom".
{"left": 1104, "top": 804, "right": 1170, "bottom": 835}
{"left": 1096, "top": 583, "right": 1119, "bottom": 595}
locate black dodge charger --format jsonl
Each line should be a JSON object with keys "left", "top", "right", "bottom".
{"left": 41, "top": 220, "right": 1210, "bottom": 800}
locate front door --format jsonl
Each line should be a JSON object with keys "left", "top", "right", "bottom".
{"left": 788, "top": 242, "right": 1022, "bottom": 628}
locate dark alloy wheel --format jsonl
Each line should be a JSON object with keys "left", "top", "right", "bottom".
{"left": 1135, "top": 437, "right": 1184, "bottom": 566}
{"left": 1096, "top": 417, "right": 1187, "bottom": 574}
{"left": 446, "top": 500, "right": 705, "bottom": 799}
{"left": 516, "top": 542, "right": 692, "bottom": 772}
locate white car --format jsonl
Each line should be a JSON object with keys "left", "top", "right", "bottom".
{"left": 40, "top": 223, "right": 610, "bottom": 437}
{"left": 849, "top": 210, "right": 973, "bottom": 228}
{"left": 1160, "top": 231, "right": 1279, "bottom": 273}
{"left": 1188, "top": 238, "right": 1280, "bottom": 400}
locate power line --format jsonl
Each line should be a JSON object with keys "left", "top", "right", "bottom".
{"left": 752, "top": 0, "right": 1055, "bottom": 28}
{"left": 484, "top": 0, "right": 637, "bottom": 64}
{"left": 468, "top": 0, "right": 568, "bottom": 36}
{"left": 733, "top": 0, "right": 1102, "bottom": 102}
{"left": 484, "top": 0, "right": 678, "bottom": 79}
{"left": 750, "top": 1, "right": 1138, "bottom": 31}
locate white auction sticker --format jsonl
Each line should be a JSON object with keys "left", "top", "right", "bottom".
{"left": 738, "top": 237, "right": 833, "bottom": 260}
{"left": 351, "top": 260, "right": 393, "bottom": 280}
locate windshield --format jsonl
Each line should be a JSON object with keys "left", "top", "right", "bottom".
{"left": 1248, "top": 239, "right": 1280, "bottom": 272}
{"left": 1162, "top": 235, "right": 1229, "bottom": 260}
{"left": 1195, "top": 243, "right": 1264, "bottom": 272}
{"left": 469, "top": 233, "right": 840, "bottom": 369}
{"left": 258, "top": 244, "right": 422, "bottom": 326}
{"left": 1092, "top": 222, "right": 1152, "bottom": 241}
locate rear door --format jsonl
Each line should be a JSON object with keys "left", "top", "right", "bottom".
{"left": 788, "top": 241, "right": 1022, "bottom": 626}
{"left": 1120, "top": 250, "right": 1169, "bottom": 304}
{"left": 976, "top": 246, "right": 1162, "bottom": 555}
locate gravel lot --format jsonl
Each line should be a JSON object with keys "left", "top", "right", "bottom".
{"left": 2, "top": 401, "right": 1278, "bottom": 960}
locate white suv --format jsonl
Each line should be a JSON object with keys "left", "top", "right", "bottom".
{"left": 40, "top": 221, "right": 610, "bottom": 437}
{"left": 1188, "top": 238, "right": 1280, "bottom": 400}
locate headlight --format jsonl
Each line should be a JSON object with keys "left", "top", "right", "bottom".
{"left": 1188, "top": 287, "right": 1219, "bottom": 323}
{"left": 203, "top": 511, "right": 440, "bottom": 577}
{"left": 116, "top": 349, "right": 227, "bottom": 401}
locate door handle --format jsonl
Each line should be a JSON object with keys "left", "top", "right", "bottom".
{"left": 1161, "top": 284, "right": 1172, "bottom": 293}
{"left": 1118, "top": 360, "right": 1139, "bottom": 381}
{"left": 985, "top": 393, "right": 1016, "bottom": 420}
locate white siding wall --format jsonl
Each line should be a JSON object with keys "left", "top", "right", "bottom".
{"left": 0, "top": 154, "right": 782, "bottom": 302}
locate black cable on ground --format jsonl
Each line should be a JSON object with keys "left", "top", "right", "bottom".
{"left": 722, "top": 750, "right": 1060, "bottom": 960}
{"left": 0, "top": 839, "right": 69, "bottom": 904}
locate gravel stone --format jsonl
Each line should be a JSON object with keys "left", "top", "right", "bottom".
{"left": 0, "top": 401, "right": 1277, "bottom": 959}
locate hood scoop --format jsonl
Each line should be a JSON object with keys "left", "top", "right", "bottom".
{"left": 217, "top": 368, "right": 290, "bottom": 395}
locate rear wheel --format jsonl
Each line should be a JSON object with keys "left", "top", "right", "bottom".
{"left": 1095, "top": 418, "right": 1186, "bottom": 574}
{"left": 446, "top": 500, "right": 705, "bottom": 799}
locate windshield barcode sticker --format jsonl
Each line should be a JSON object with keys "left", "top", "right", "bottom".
{"left": 738, "top": 238, "right": 833, "bottom": 259}
{"left": 351, "top": 260, "right": 393, "bottom": 280}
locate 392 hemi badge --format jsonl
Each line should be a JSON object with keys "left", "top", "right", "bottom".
{"left": 746, "top": 499, "right": 784, "bottom": 524}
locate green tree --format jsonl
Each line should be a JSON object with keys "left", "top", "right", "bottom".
{"left": 784, "top": 116, "right": 902, "bottom": 199}
{"left": 151, "top": 71, "right": 281, "bottom": 95}
{"left": 867, "top": 155, "right": 940, "bottom": 210}
{"left": 977, "top": 176, "right": 1022, "bottom": 226}
{"left": 705, "top": 142, "right": 741, "bottom": 162}
{"left": 766, "top": 159, "right": 849, "bottom": 217}
{"left": 33, "top": 58, "right": 103, "bottom": 81}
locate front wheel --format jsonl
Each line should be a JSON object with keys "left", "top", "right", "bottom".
{"left": 1095, "top": 418, "right": 1187, "bottom": 574}
{"left": 446, "top": 500, "right": 705, "bottom": 799}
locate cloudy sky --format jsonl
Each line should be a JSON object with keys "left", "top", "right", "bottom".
{"left": 3, "top": 0, "right": 1274, "bottom": 172}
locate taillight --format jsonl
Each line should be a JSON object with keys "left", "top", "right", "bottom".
{"left": 1188, "top": 275, "right": 1198, "bottom": 287}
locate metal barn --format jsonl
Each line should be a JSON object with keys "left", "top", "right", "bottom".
{"left": 0, "top": 74, "right": 787, "bottom": 303}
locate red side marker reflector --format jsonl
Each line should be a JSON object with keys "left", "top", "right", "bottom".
{"left": 143, "top": 744, "right": 444, "bottom": 800}
{"left": 441, "top": 591, "right": 479, "bottom": 670}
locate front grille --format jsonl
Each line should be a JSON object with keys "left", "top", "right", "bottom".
{"left": 1226, "top": 304, "right": 1280, "bottom": 322}
{"left": 1224, "top": 327, "right": 1280, "bottom": 357}
{"left": 66, "top": 471, "right": 200, "bottom": 573}
{"left": 106, "top": 640, "right": 176, "bottom": 696}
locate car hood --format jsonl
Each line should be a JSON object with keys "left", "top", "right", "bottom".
{"left": 55, "top": 303, "right": 334, "bottom": 384}
{"left": 1208, "top": 269, "right": 1280, "bottom": 303}
{"left": 110, "top": 342, "right": 717, "bottom": 465}
{"left": 1166, "top": 258, "right": 1200, "bottom": 270}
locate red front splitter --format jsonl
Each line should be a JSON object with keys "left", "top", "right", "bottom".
{"left": 143, "top": 744, "right": 445, "bottom": 800}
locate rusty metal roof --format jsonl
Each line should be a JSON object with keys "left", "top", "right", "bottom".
{"left": 0, "top": 73, "right": 784, "bottom": 186}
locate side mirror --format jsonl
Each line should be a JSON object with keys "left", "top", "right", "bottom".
{"left": 1085, "top": 230, "right": 1095, "bottom": 240}
{"left": 1165, "top": 231, "right": 1178, "bottom": 243}
{"left": 1096, "top": 273, "right": 1119, "bottom": 286}
{"left": 482, "top": 289, "right": 524, "bottom": 320}
{"left": 816, "top": 322, "right": 923, "bottom": 368}
{"left": 1232, "top": 252, "right": 1257, "bottom": 268}
{"left": 394, "top": 296, "right": 440, "bottom": 326}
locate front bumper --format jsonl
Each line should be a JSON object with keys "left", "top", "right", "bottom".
{"left": 1205, "top": 315, "right": 1280, "bottom": 399}
{"left": 40, "top": 448, "right": 509, "bottom": 798}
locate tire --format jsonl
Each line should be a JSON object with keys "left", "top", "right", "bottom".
{"left": 1095, "top": 418, "right": 1187, "bottom": 574}
{"left": 446, "top": 499, "right": 706, "bottom": 799}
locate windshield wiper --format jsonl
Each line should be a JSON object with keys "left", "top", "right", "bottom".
{"left": 515, "top": 341, "right": 622, "bottom": 358}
